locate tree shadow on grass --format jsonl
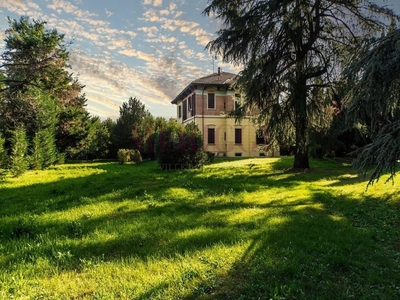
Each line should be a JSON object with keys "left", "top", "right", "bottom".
{"left": 178, "top": 191, "right": 400, "bottom": 300}
{"left": 1, "top": 159, "right": 399, "bottom": 298}
{"left": 0, "top": 158, "right": 316, "bottom": 218}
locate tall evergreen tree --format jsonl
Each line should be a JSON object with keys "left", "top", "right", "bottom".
{"left": 9, "top": 126, "right": 29, "bottom": 177}
{"left": 204, "top": 0, "right": 398, "bottom": 168}
{"left": 0, "top": 16, "right": 90, "bottom": 160}
{"left": 0, "top": 133, "right": 7, "bottom": 171}
{"left": 344, "top": 27, "right": 400, "bottom": 184}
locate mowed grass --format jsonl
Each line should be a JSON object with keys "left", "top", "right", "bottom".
{"left": 0, "top": 157, "right": 399, "bottom": 299}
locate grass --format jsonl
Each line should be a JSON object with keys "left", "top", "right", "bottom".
{"left": 0, "top": 157, "right": 399, "bottom": 299}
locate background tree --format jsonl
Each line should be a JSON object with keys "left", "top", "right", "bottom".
{"left": 344, "top": 27, "right": 400, "bottom": 184}
{"left": 102, "top": 118, "right": 118, "bottom": 159}
{"left": 75, "top": 116, "right": 111, "bottom": 160}
{"left": 204, "top": 0, "right": 398, "bottom": 169}
{"left": 9, "top": 126, "right": 29, "bottom": 177}
{"left": 113, "top": 97, "right": 151, "bottom": 150}
{"left": 0, "top": 133, "right": 7, "bottom": 172}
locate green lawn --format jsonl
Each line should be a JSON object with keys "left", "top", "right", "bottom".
{"left": 0, "top": 157, "right": 399, "bottom": 299}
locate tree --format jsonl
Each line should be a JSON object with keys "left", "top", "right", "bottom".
{"left": 0, "top": 133, "right": 7, "bottom": 171}
{"left": 204, "top": 0, "right": 398, "bottom": 168}
{"left": 1, "top": 16, "right": 70, "bottom": 95}
{"left": 344, "top": 27, "right": 400, "bottom": 184}
{"left": 56, "top": 91, "right": 91, "bottom": 157}
{"left": 75, "top": 116, "right": 111, "bottom": 160}
{"left": 102, "top": 118, "right": 118, "bottom": 158}
{"left": 0, "top": 16, "right": 90, "bottom": 161}
{"left": 9, "top": 126, "right": 29, "bottom": 177}
{"left": 113, "top": 97, "right": 151, "bottom": 150}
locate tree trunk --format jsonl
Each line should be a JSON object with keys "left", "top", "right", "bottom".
{"left": 292, "top": 73, "right": 310, "bottom": 169}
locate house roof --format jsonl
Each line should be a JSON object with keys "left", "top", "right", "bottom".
{"left": 171, "top": 70, "right": 237, "bottom": 104}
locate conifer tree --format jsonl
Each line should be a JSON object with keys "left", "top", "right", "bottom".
{"left": 204, "top": 0, "right": 399, "bottom": 169}
{"left": 0, "top": 133, "right": 7, "bottom": 169}
{"left": 344, "top": 27, "right": 400, "bottom": 184}
{"left": 9, "top": 126, "right": 29, "bottom": 177}
{"left": 0, "top": 16, "right": 90, "bottom": 160}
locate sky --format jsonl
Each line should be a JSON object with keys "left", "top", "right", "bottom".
{"left": 0, "top": 0, "right": 399, "bottom": 121}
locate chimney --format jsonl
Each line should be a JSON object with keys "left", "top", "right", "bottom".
{"left": 218, "top": 67, "right": 221, "bottom": 75}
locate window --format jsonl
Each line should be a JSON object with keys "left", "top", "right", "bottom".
{"left": 208, "top": 93, "right": 215, "bottom": 109}
{"left": 188, "top": 96, "right": 192, "bottom": 111}
{"left": 208, "top": 128, "right": 215, "bottom": 144}
{"left": 235, "top": 128, "right": 242, "bottom": 144}
{"left": 256, "top": 130, "right": 265, "bottom": 144}
{"left": 183, "top": 100, "right": 187, "bottom": 120}
{"left": 192, "top": 94, "right": 196, "bottom": 115}
{"left": 235, "top": 152, "right": 242, "bottom": 157}
{"left": 259, "top": 152, "right": 266, "bottom": 157}
{"left": 178, "top": 105, "right": 182, "bottom": 118}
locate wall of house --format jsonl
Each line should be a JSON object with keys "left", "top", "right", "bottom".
{"left": 175, "top": 86, "right": 279, "bottom": 158}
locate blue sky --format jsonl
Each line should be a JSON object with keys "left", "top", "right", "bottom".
{"left": 0, "top": 0, "right": 399, "bottom": 120}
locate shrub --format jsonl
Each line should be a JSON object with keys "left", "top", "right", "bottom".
{"left": 154, "top": 122, "right": 205, "bottom": 170}
{"left": 203, "top": 151, "right": 215, "bottom": 164}
{"left": 117, "top": 149, "right": 142, "bottom": 164}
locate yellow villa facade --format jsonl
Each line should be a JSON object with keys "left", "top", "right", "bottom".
{"left": 171, "top": 69, "right": 279, "bottom": 158}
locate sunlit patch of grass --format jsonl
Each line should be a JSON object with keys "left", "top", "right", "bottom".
{"left": 1, "top": 158, "right": 399, "bottom": 299}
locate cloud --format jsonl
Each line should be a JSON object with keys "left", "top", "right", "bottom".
{"left": 142, "top": 0, "right": 162, "bottom": 7}
{"left": 142, "top": 8, "right": 213, "bottom": 47}
{"left": 47, "top": 0, "right": 96, "bottom": 18}
{"left": 119, "top": 49, "right": 155, "bottom": 62}
{"left": 0, "top": 0, "right": 30, "bottom": 15}
{"left": 139, "top": 26, "right": 158, "bottom": 37}
{"left": 105, "top": 8, "right": 113, "bottom": 17}
{"left": 108, "top": 38, "right": 132, "bottom": 50}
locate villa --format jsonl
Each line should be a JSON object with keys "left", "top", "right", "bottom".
{"left": 171, "top": 68, "right": 279, "bottom": 158}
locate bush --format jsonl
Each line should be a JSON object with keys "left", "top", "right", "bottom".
{"left": 154, "top": 122, "right": 205, "bottom": 170}
{"left": 130, "top": 149, "right": 142, "bottom": 163}
{"left": 203, "top": 151, "right": 215, "bottom": 164}
{"left": 117, "top": 149, "right": 142, "bottom": 164}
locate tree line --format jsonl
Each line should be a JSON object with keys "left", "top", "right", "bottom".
{"left": 0, "top": 16, "right": 205, "bottom": 177}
